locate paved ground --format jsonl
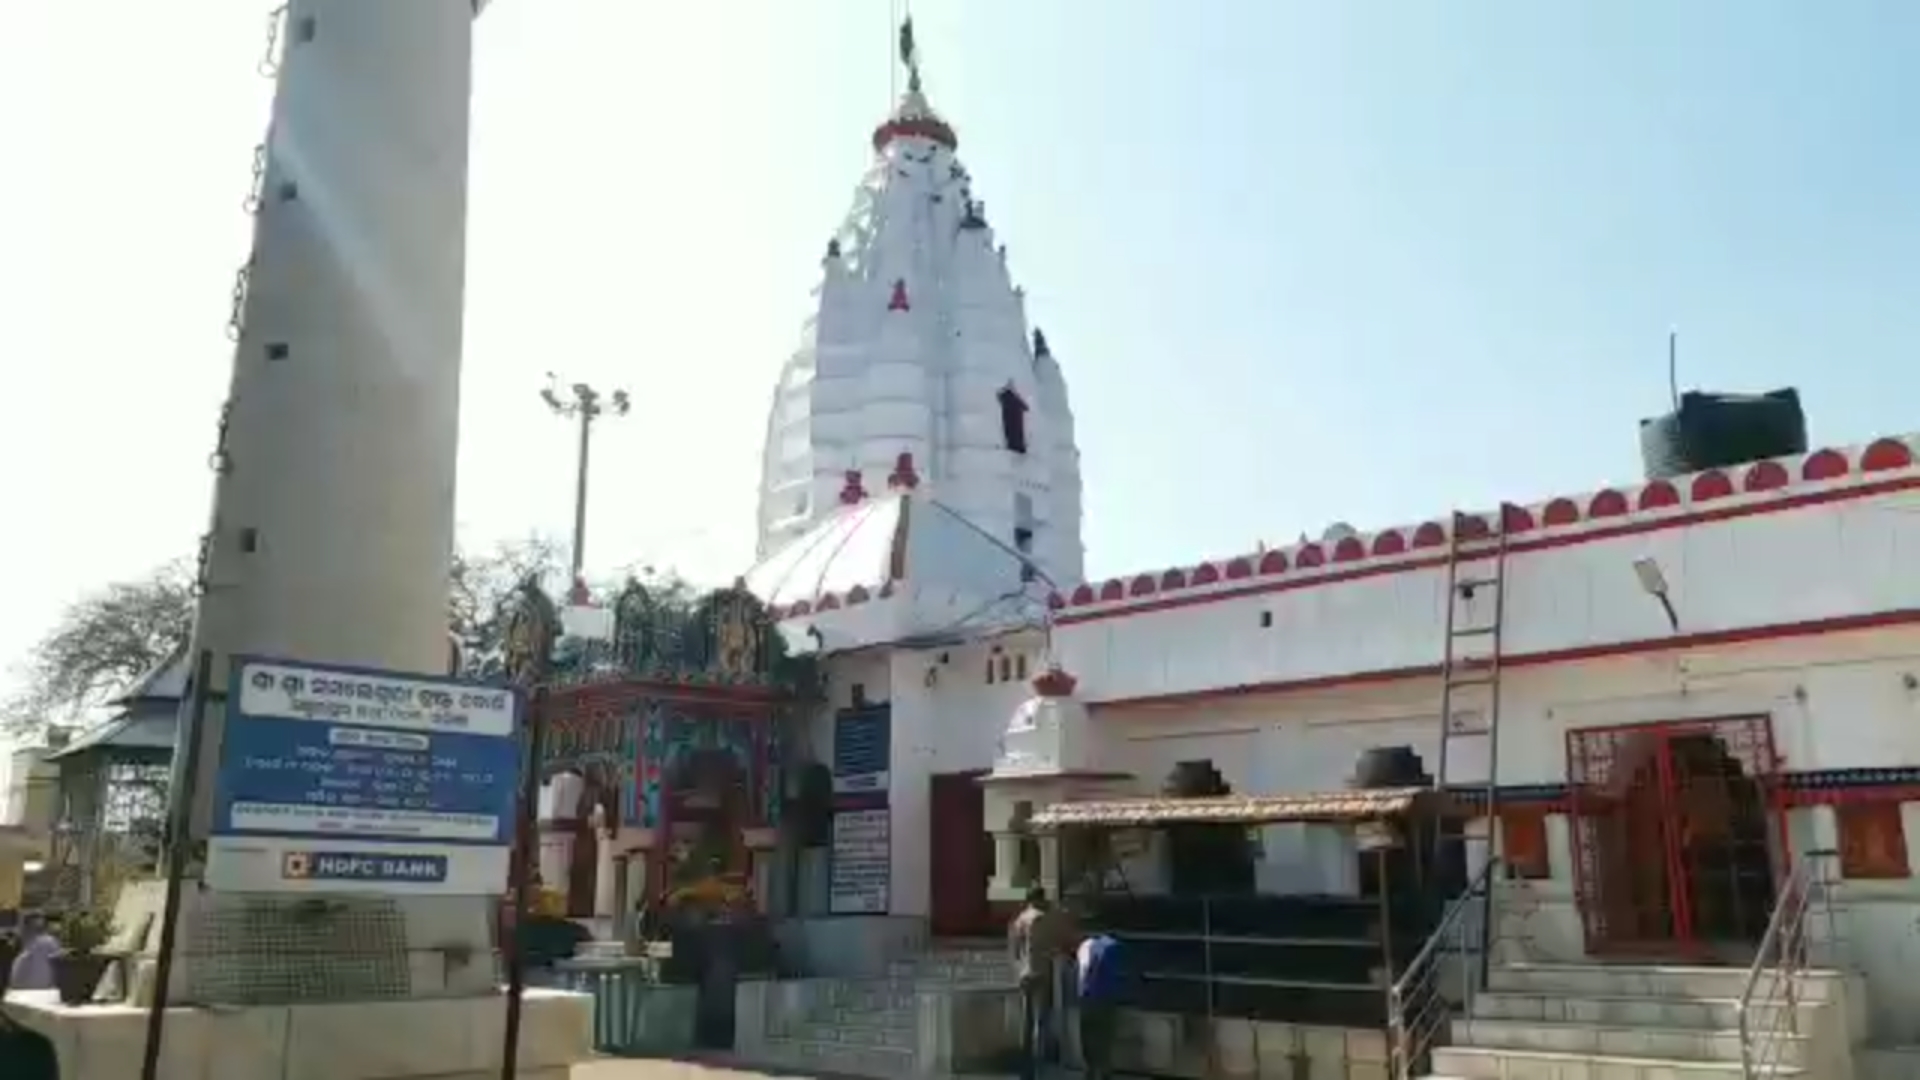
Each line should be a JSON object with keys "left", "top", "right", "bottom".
{"left": 568, "top": 1057, "right": 857, "bottom": 1080}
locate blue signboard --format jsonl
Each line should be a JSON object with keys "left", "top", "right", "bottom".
{"left": 832, "top": 706, "right": 891, "bottom": 796}
{"left": 205, "top": 657, "right": 521, "bottom": 895}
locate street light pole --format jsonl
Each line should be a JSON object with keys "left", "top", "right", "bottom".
{"left": 541, "top": 374, "right": 630, "bottom": 599}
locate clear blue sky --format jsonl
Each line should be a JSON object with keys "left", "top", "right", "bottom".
{"left": 891, "top": 0, "right": 1919, "bottom": 571}
{"left": 3, "top": 1, "right": 1916, "bottom": 701}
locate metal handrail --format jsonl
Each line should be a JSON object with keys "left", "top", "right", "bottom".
{"left": 1736, "top": 850, "right": 1837, "bottom": 1079}
{"left": 1387, "top": 855, "right": 1504, "bottom": 1080}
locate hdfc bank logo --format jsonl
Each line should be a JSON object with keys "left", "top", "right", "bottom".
{"left": 282, "top": 852, "right": 312, "bottom": 880}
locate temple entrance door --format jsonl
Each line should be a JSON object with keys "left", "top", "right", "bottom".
{"left": 929, "top": 771, "right": 991, "bottom": 937}
{"left": 1568, "top": 718, "right": 1782, "bottom": 959}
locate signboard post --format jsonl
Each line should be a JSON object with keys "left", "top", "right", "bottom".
{"left": 205, "top": 657, "right": 521, "bottom": 895}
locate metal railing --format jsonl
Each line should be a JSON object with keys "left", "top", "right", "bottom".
{"left": 1387, "top": 855, "right": 1503, "bottom": 1080}
{"left": 1737, "top": 850, "right": 1838, "bottom": 1079}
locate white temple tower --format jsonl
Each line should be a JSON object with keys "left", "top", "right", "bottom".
{"left": 755, "top": 28, "right": 1085, "bottom": 590}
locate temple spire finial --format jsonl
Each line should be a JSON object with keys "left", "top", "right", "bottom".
{"left": 899, "top": 14, "right": 922, "bottom": 93}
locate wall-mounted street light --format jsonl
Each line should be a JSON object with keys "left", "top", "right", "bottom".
{"left": 541, "top": 374, "right": 630, "bottom": 601}
{"left": 1633, "top": 556, "right": 1680, "bottom": 633}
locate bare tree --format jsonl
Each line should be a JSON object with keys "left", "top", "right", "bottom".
{"left": 2, "top": 559, "right": 195, "bottom": 734}
{"left": 448, "top": 533, "right": 570, "bottom": 671}
{"left": 4, "top": 536, "right": 592, "bottom": 734}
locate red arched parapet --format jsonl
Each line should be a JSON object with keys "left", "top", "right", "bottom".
{"left": 1332, "top": 536, "right": 1367, "bottom": 562}
{"left": 1191, "top": 562, "right": 1222, "bottom": 585}
{"left": 1587, "top": 489, "right": 1629, "bottom": 518}
{"left": 1861, "top": 438, "right": 1914, "bottom": 473}
{"left": 1295, "top": 543, "right": 1326, "bottom": 568}
{"left": 1256, "top": 550, "right": 1288, "bottom": 575}
{"left": 1637, "top": 481, "right": 1681, "bottom": 511}
{"left": 1455, "top": 514, "right": 1492, "bottom": 540}
{"left": 845, "top": 585, "right": 871, "bottom": 605}
{"left": 1047, "top": 591, "right": 1067, "bottom": 610}
{"left": 1098, "top": 579, "right": 1125, "bottom": 602}
{"left": 787, "top": 599, "right": 812, "bottom": 617}
{"left": 1743, "top": 459, "right": 1790, "bottom": 492}
{"left": 1691, "top": 469, "right": 1735, "bottom": 501}
{"left": 1226, "top": 557, "right": 1254, "bottom": 579}
{"left": 815, "top": 593, "right": 841, "bottom": 612}
{"left": 1371, "top": 530, "right": 1407, "bottom": 557}
{"left": 765, "top": 603, "right": 787, "bottom": 621}
{"left": 1160, "top": 568, "right": 1188, "bottom": 590}
{"left": 1411, "top": 522, "right": 1447, "bottom": 549}
{"left": 1129, "top": 575, "right": 1157, "bottom": 597}
{"left": 1500, "top": 504, "right": 1537, "bottom": 534}
{"left": 1801, "top": 448, "right": 1850, "bottom": 482}
{"left": 1069, "top": 584, "right": 1096, "bottom": 606}
{"left": 1541, "top": 498, "right": 1581, "bottom": 527}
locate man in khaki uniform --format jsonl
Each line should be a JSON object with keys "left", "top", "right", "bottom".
{"left": 1008, "top": 885, "right": 1069, "bottom": 1080}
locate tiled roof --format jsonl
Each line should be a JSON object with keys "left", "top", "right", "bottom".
{"left": 1048, "top": 435, "right": 1919, "bottom": 619}
{"left": 1026, "top": 786, "right": 1456, "bottom": 829}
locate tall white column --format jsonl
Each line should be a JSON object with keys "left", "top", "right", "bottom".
{"left": 179, "top": 0, "right": 473, "bottom": 838}
{"left": 157, "top": 0, "right": 484, "bottom": 1007}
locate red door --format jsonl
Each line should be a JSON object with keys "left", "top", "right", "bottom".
{"left": 928, "top": 772, "right": 991, "bottom": 937}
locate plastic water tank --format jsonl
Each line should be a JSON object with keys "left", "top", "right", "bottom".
{"left": 1639, "top": 388, "right": 1808, "bottom": 480}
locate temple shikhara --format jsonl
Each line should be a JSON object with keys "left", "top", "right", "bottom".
{"left": 14, "top": 11, "right": 1920, "bottom": 1080}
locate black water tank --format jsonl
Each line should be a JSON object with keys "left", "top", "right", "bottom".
{"left": 1350, "top": 746, "right": 1429, "bottom": 789}
{"left": 1639, "top": 389, "right": 1808, "bottom": 480}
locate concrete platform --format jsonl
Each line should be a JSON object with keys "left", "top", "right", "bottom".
{"left": 0, "top": 986, "right": 594, "bottom": 1080}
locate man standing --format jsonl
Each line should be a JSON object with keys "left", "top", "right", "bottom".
{"left": 7, "top": 914, "right": 59, "bottom": 992}
{"left": 1008, "top": 885, "right": 1065, "bottom": 1080}
{"left": 1075, "top": 929, "right": 1124, "bottom": 1080}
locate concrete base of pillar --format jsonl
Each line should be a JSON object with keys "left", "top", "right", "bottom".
{"left": 107, "top": 878, "right": 503, "bottom": 1007}
{"left": 0, "top": 987, "right": 592, "bottom": 1080}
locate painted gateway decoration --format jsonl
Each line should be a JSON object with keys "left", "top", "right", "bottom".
{"left": 527, "top": 21, "right": 1920, "bottom": 1079}
{"left": 526, "top": 577, "right": 811, "bottom": 922}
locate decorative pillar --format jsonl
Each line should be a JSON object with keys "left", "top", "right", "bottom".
{"left": 1039, "top": 834, "right": 1063, "bottom": 897}
{"left": 991, "top": 833, "right": 1024, "bottom": 900}
{"left": 591, "top": 805, "right": 617, "bottom": 921}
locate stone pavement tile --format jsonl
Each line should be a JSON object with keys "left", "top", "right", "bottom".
{"left": 568, "top": 1055, "right": 1024, "bottom": 1080}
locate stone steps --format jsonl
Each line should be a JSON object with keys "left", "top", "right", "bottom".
{"left": 750, "top": 1035, "right": 916, "bottom": 1077}
{"left": 741, "top": 943, "right": 1021, "bottom": 1079}
{"left": 1430, "top": 1045, "right": 1806, "bottom": 1078}
{"left": 1415, "top": 963, "right": 1847, "bottom": 1080}
{"left": 1471, "top": 989, "right": 1820, "bottom": 1031}
{"left": 1487, "top": 961, "right": 1842, "bottom": 1002}
{"left": 1452, "top": 1017, "right": 1811, "bottom": 1067}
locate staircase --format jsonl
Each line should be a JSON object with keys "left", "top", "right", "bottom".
{"left": 748, "top": 941, "right": 1016, "bottom": 1077}
{"left": 1425, "top": 961, "right": 1859, "bottom": 1079}
{"left": 1395, "top": 852, "right": 1862, "bottom": 1080}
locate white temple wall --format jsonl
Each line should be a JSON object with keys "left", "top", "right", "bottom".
{"left": 1056, "top": 474, "right": 1920, "bottom": 707}
{"left": 1093, "top": 630, "right": 1920, "bottom": 1042}
{"left": 1096, "top": 629, "right": 1920, "bottom": 794}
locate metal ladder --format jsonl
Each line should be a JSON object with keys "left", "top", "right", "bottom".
{"left": 1433, "top": 506, "right": 1513, "bottom": 823}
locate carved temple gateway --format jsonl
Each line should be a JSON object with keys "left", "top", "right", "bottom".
{"left": 525, "top": 579, "right": 813, "bottom": 928}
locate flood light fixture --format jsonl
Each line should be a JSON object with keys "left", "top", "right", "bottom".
{"left": 1633, "top": 556, "right": 1680, "bottom": 632}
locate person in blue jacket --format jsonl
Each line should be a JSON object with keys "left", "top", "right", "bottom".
{"left": 1075, "top": 929, "right": 1125, "bottom": 1080}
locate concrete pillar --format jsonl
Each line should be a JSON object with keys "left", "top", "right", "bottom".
{"left": 160, "top": 0, "right": 487, "bottom": 1006}
{"left": 990, "top": 832, "right": 1024, "bottom": 902}
{"left": 592, "top": 811, "right": 617, "bottom": 920}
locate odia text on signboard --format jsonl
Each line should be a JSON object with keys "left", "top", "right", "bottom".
{"left": 832, "top": 706, "right": 891, "bottom": 795}
{"left": 828, "top": 808, "right": 891, "bottom": 914}
{"left": 207, "top": 658, "right": 521, "bottom": 895}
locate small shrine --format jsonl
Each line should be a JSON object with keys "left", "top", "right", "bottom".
{"left": 523, "top": 576, "right": 815, "bottom": 933}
